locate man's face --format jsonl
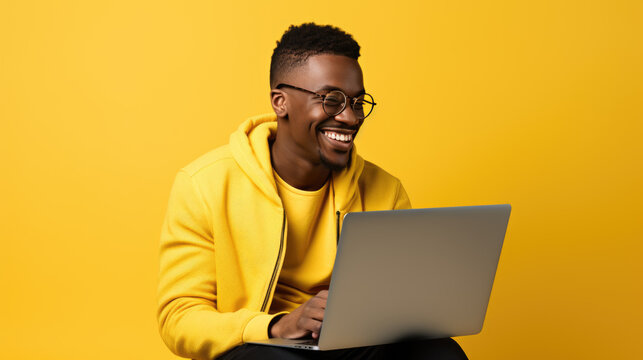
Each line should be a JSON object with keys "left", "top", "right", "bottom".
{"left": 278, "top": 54, "right": 365, "bottom": 171}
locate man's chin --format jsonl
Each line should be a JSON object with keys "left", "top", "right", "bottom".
{"left": 320, "top": 150, "right": 351, "bottom": 172}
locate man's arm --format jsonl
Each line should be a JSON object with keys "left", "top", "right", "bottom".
{"left": 157, "top": 171, "right": 282, "bottom": 360}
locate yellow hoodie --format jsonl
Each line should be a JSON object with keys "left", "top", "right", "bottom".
{"left": 157, "top": 113, "right": 411, "bottom": 359}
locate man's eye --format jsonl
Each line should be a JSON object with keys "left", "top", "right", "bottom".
{"left": 325, "top": 97, "right": 342, "bottom": 105}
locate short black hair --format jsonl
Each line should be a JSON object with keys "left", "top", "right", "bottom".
{"left": 270, "top": 23, "right": 361, "bottom": 88}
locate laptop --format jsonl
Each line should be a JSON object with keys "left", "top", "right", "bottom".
{"left": 248, "top": 204, "right": 512, "bottom": 350}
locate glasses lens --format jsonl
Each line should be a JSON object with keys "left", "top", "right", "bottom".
{"left": 322, "top": 90, "right": 346, "bottom": 116}
{"left": 353, "top": 93, "right": 374, "bottom": 119}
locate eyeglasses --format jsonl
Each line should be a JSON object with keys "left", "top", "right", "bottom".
{"left": 276, "top": 83, "right": 376, "bottom": 120}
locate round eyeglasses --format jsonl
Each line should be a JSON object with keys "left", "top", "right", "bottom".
{"left": 276, "top": 83, "right": 376, "bottom": 120}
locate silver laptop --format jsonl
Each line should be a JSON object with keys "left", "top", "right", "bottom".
{"left": 248, "top": 204, "right": 511, "bottom": 350}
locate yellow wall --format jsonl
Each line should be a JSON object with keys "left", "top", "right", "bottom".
{"left": 1, "top": 1, "right": 641, "bottom": 359}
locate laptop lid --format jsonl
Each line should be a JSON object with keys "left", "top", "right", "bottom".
{"left": 317, "top": 204, "right": 511, "bottom": 350}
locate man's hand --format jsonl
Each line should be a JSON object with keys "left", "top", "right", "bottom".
{"left": 269, "top": 290, "right": 328, "bottom": 339}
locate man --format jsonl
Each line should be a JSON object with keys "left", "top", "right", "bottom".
{"left": 158, "top": 23, "right": 468, "bottom": 359}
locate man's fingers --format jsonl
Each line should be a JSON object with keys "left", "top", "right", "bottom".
{"left": 308, "top": 296, "right": 327, "bottom": 310}
{"left": 316, "top": 290, "right": 329, "bottom": 299}
{"left": 303, "top": 305, "right": 325, "bottom": 321}
{"left": 298, "top": 317, "right": 322, "bottom": 334}
{"left": 274, "top": 293, "right": 328, "bottom": 339}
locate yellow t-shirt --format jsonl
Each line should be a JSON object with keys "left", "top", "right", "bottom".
{"left": 269, "top": 171, "right": 337, "bottom": 313}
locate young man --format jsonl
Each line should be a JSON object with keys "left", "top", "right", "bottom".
{"left": 157, "top": 23, "right": 468, "bottom": 359}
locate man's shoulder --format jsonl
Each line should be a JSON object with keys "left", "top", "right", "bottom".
{"left": 180, "top": 144, "right": 237, "bottom": 178}
{"left": 357, "top": 158, "right": 409, "bottom": 210}
{"left": 360, "top": 159, "right": 401, "bottom": 186}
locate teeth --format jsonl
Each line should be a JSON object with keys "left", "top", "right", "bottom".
{"left": 323, "top": 131, "right": 353, "bottom": 143}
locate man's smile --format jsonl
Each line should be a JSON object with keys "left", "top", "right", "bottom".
{"left": 318, "top": 127, "right": 357, "bottom": 151}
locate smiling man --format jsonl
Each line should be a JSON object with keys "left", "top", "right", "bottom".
{"left": 157, "top": 23, "right": 468, "bottom": 360}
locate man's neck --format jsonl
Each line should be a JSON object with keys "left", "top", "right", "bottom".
{"left": 270, "top": 138, "right": 330, "bottom": 191}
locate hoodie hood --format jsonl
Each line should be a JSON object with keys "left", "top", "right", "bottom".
{"left": 229, "top": 113, "right": 364, "bottom": 211}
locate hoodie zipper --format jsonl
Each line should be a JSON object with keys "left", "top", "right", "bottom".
{"left": 260, "top": 211, "right": 286, "bottom": 312}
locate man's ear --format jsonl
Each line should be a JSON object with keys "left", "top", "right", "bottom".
{"left": 270, "top": 89, "right": 288, "bottom": 118}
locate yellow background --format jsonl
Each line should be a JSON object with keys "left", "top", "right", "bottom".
{"left": 1, "top": 1, "right": 641, "bottom": 359}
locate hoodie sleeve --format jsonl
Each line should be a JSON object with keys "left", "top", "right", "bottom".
{"left": 157, "top": 170, "right": 282, "bottom": 360}
{"left": 393, "top": 181, "right": 412, "bottom": 210}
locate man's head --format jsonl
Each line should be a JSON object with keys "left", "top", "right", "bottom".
{"left": 269, "top": 23, "right": 360, "bottom": 89}
{"left": 270, "top": 23, "right": 369, "bottom": 172}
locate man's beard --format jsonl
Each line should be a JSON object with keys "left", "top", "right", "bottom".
{"left": 319, "top": 149, "right": 352, "bottom": 172}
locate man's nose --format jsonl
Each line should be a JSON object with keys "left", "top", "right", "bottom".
{"left": 334, "top": 103, "right": 360, "bottom": 126}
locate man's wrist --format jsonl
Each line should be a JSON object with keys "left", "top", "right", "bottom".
{"left": 268, "top": 314, "right": 285, "bottom": 338}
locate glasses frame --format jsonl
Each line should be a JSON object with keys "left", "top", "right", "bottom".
{"left": 276, "top": 83, "right": 376, "bottom": 120}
